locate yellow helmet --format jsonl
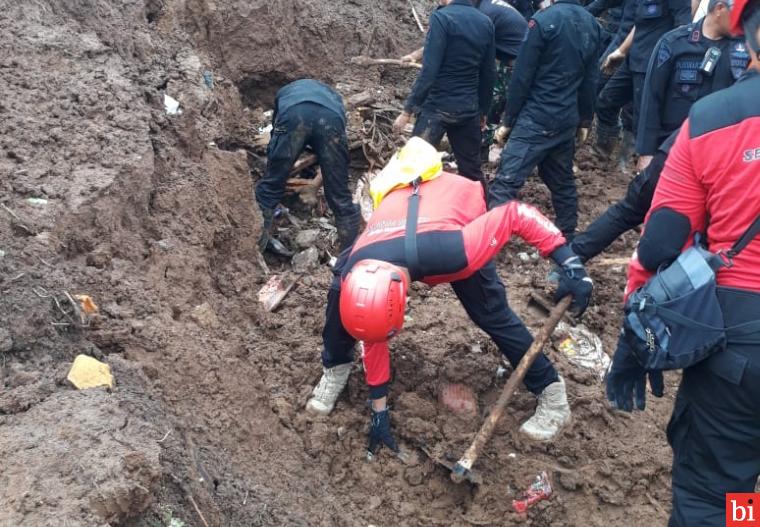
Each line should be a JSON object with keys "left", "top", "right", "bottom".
{"left": 369, "top": 137, "right": 443, "bottom": 209}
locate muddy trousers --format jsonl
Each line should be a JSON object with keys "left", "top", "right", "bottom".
{"left": 570, "top": 149, "right": 666, "bottom": 262}
{"left": 255, "top": 102, "right": 360, "bottom": 228}
{"left": 488, "top": 119, "right": 577, "bottom": 240}
{"left": 668, "top": 288, "right": 760, "bottom": 526}
{"left": 596, "top": 59, "right": 644, "bottom": 136}
{"left": 321, "top": 260, "right": 559, "bottom": 398}
{"left": 413, "top": 110, "right": 485, "bottom": 189}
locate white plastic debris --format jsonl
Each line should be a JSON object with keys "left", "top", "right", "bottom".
{"left": 25, "top": 198, "right": 48, "bottom": 206}
{"left": 488, "top": 144, "right": 503, "bottom": 165}
{"left": 517, "top": 252, "right": 531, "bottom": 263}
{"left": 258, "top": 123, "right": 273, "bottom": 135}
{"left": 164, "top": 94, "right": 182, "bottom": 115}
{"left": 556, "top": 322, "right": 610, "bottom": 379}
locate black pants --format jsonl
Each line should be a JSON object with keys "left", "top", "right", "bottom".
{"left": 413, "top": 109, "right": 485, "bottom": 187}
{"left": 322, "top": 259, "right": 559, "bottom": 396}
{"left": 668, "top": 287, "right": 760, "bottom": 526}
{"left": 596, "top": 58, "right": 645, "bottom": 135}
{"left": 255, "top": 102, "right": 359, "bottom": 222}
{"left": 489, "top": 116, "right": 577, "bottom": 240}
{"left": 571, "top": 149, "right": 666, "bottom": 262}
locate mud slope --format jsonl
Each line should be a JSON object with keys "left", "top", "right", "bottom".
{"left": 1, "top": 1, "right": 675, "bottom": 526}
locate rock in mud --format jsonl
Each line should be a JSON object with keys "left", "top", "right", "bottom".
{"left": 295, "top": 229, "right": 320, "bottom": 249}
{"left": 0, "top": 327, "right": 12, "bottom": 353}
{"left": 292, "top": 247, "right": 319, "bottom": 272}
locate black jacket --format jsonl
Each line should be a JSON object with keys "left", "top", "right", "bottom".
{"left": 404, "top": 0, "right": 496, "bottom": 117}
{"left": 628, "top": 0, "right": 692, "bottom": 73}
{"left": 274, "top": 79, "right": 345, "bottom": 127}
{"left": 636, "top": 19, "right": 749, "bottom": 154}
{"left": 504, "top": 0, "right": 602, "bottom": 130}
{"left": 479, "top": 0, "right": 529, "bottom": 62}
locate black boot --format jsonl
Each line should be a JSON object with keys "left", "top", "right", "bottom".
{"left": 616, "top": 130, "right": 635, "bottom": 172}
{"left": 335, "top": 210, "right": 360, "bottom": 251}
{"left": 259, "top": 208, "right": 294, "bottom": 258}
{"left": 592, "top": 123, "right": 620, "bottom": 161}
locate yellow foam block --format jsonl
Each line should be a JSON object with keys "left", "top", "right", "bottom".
{"left": 67, "top": 354, "right": 113, "bottom": 390}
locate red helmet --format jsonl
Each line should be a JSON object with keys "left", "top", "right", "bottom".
{"left": 730, "top": 0, "right": 760, "bottom": 41}
{"left": 339, "top": 259, "right": 408, "bottom": 343}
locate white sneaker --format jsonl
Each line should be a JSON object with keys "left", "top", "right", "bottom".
{"left": 306, "top": 363, "right": 352, "bottom": 415}
{"left": 519, "top": 376, "right": 571, "bottom": 441}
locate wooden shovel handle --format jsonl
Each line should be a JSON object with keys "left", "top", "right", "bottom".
{"left": 451, "top": 295, "right": 572, "bottom": 483}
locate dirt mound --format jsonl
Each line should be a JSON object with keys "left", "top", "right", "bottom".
{"left": 1, "top": 0, "right": 676, "bottom": 525}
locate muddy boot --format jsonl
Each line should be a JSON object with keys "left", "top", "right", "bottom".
{"left": 591, "top": 124, "right": 619, "bottom": 162}
{"left": 335, "top": 210, "right": 360, "bottom": 251}
{"left": 616, "top": 130, "right": 635, "bottom": 172}
{"left": 306, "top": 363, "right": 352, "bottom": 415}
{"left": 520, "top": 376, "right": 571, "bottom": 441}
{"left": 259, "top": 208, "right": 294, "bottom": 258}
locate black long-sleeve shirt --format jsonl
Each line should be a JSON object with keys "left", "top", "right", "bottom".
{"left": 628, "top": 0, "right": 692, "bottom": 73}
{"left": 404, "top": 0, "right": 496, "bottom": 117}
{"left": 504, "top": 0, "right": 602, "bottom": 130}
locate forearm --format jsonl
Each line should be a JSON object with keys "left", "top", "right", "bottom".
{"left": 619, "top": 26, "right": 635, "bottom": 55}
{"left": 363, "top": 341, "right": 391, "bottom": 399}
{"left": 462, "top": 201, "right": 567, "bottom": 272}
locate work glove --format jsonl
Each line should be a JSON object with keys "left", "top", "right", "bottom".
{"left": 393, "top": 112, "right": 412, "bottom": 135}
{"left": 494, "top": 125, "right": 512, "bottom": 146}
{"left": 576, "top": 127, "right": 590, "bottom": 145}
{"left": 367, "top": 408, "right": 400, "bottom": 460}
{"left": 602, "top": 48, "right": 626, "bottom": 75}
{"left": 553, "top": 255, "right": 594, "bottom": 316}
{"left": 606, "top": 332, "right": 665, "bottom": 411}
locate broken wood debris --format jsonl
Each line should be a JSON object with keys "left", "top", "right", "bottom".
{"left": 350, "top": 55, "right": 422, "bottom": 69}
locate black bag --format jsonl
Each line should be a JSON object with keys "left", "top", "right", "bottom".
{"left": 623, "top": 215, "right": 760, "bottom": 370}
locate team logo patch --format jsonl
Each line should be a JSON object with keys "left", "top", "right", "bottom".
{"left": 657, "top": 43, "right": 671, "bottom": 67}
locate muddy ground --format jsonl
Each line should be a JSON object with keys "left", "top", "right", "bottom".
{"left": 0, "top": 1, "right": 677, "bottom": 526}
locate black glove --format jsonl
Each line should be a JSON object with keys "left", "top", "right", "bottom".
{"left": 367, "top": 408, "right": 399, "bottom": 460}
{"left": 606, "top": 331, "right": 664, "bottom": 411}
{"left": 552, "top": 250, "right": 594, "bottom": 316}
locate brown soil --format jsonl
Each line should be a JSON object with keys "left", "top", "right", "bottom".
{"left": 0, "top": 1, "right": 676, "bottom": 526}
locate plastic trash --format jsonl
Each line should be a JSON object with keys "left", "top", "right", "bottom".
{"left": 164, "top": 94, "right": 182, "bottom": 115}
{"left": 202, "top": 70, "right": 214, "bottom": 89}
{"left": 556, "top": 322, "right": 610, "bottom": 379}
{"left": 512, "top": 471, "right": 552, "bottom": 513}
{"left": 67, "top": 354, "right": 113, "bottom": 390}
{"left": 25, "top": 198, "right": 48, "bottom": 206}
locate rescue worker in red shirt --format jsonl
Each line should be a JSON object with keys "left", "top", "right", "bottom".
{"left": 606, "top": 0, "right": 760, "bottom": 522}
{"left": 305, "top": 141, "right": 593, "bottom": 455}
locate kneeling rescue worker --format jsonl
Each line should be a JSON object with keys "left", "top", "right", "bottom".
{"left": 606, "top": 0, "right": 760, "bottom": 523}
{"left": 305, "top": 139, "right": 593, "bottom": 456}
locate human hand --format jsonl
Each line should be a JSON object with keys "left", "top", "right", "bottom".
{"left": 393, "top": 112, "right": 411, "bottom": 135}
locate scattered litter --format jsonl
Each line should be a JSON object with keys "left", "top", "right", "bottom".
{"left": 517, "top": 252, "right": 530, "bottom": 263}
{"left": 67, "top": 354, "right": 113, "bottom": 390}
{"left": 556, "top": 322, "right": 610, "bottom": 379}
{"left": 512, "top": 471, "right": 553, "bottom": 514}
{"left": 353, "top": 174, "right": 377, "bottom": 222}
{"left": 496, "top": 365, "right": 507, "bottom": 379}
{"left": 74, "top": 294, "right": 99, "bottom": 317}
{"left": 295, "top": 229, "right": 320, "bottom": 249}
{"left": 508, "top": 453, "right": 517, "bottom": 459}
{"left": 329, "top": 256, "right": 338, "bottom": 267}
{"left": 202, "top": 70, "right": 214, "bottom": 89}
{"left": 292, "top": 247, "right": 319, "bottom": 272}
{"left": 25, "top": 197, "right": 48, "bottom": 206}
{"left": 258, "top": 273, "right": 301, "bottom": 312}
{"left": 488, "top": 144, "right": 502, "bottom": 165}
{"left": 164, "top": 94, "right": 182, "bottom": 115}
{"left": 0, "top": 249, "right": 5, "bottom": 258}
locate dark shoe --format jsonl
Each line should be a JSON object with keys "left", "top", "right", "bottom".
{"left": 265, "top": 237, "right": 294, "bottom": 258}
{"left": 259, "top": 207, "right": 294, "bottom": 257}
